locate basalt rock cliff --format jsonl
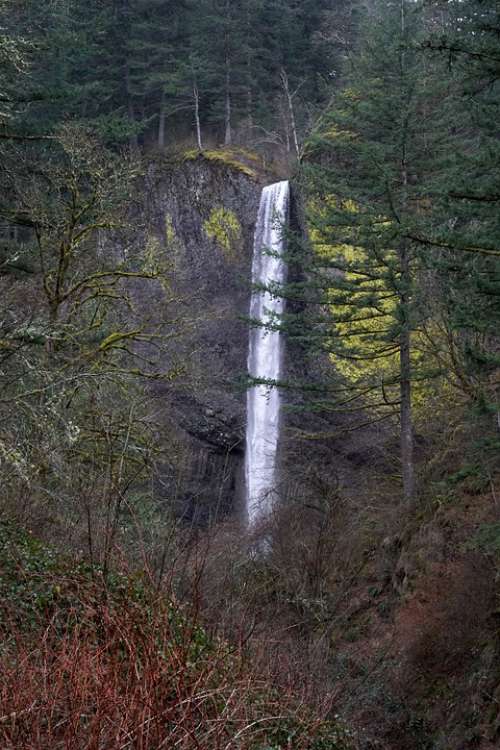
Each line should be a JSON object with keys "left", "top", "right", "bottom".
{"left": 138, "top": 152, "right": 264, "bottom": 524}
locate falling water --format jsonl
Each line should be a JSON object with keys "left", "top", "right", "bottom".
{"left": 245, "top": 180, "right": 289, "bottom": 526}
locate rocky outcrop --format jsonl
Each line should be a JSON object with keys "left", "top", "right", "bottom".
{"left": 138, "top": 153, "right": 264, "bottom": 523}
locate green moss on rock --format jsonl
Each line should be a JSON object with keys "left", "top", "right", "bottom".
{"left": 165, "top": 213, "right": 177, "bottom": 244}
{"left": 203, "top": 206, "right": 242, "bottom": 259}
{"left": 182, "top": 147, "right": 259, "bottom": 178}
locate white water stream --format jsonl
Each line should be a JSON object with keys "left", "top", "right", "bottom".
{"left": 245, "top": 180, "right": 289, "bottom": 526}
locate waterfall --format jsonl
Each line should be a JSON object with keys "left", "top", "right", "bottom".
{"left": 245, "top": 180, "right": 289, "bottom": 526}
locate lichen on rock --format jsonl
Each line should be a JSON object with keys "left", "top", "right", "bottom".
{"left": 203, "top": 206, "right": 242, "bottom": 260}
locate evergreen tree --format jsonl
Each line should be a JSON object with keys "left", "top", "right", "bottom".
{"left": 289, "top": 0, "right": 436, "bottom": 505}
{"left": 415, "top": 0, "right": 500, "bottom": 431}
{"left": 126, "top": 0, "right": 191, "bottom": 147}
{"left": 250, "top": 0, "right": 354, "bottom": 155}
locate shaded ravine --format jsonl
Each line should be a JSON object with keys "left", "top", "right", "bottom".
{"left": 245, "top": 181, "right": 289, "bottom": 526}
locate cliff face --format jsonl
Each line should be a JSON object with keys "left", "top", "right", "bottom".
{"left": 140, "top": 154, "right": 263, "bottom": 523}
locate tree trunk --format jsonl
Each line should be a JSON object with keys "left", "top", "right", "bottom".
{"left": 399, "top": 240, "right": 415, "bottom": 507}
{"left": 223, "top": 0, "right": 232, "bottom": 147}
{"left": 126, "top": 66, "right": 138, "bottom": 150}
{"left": 280, "top": 98, "right": 291, "bottom": 154}
{"left": 224, "top": 56, "right": 232, "bottom": 146}
{"left": 193, "top": 83, "right": 203, "bottom": 151}
{"left": 158, "top": 91, "right": 166, "bottom": 149}
{"left": 398, "top": 0, "right": 415, "bottom": 507}
{"left": 280, "top": 68, "right": 300, "bottom": 159}
{"left": 245, "top": 4, "right": 253, "bottom": 140}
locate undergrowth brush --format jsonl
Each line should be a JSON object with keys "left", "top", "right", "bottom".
{"left": 0, "top": 521, "right": 353, "bottom": 750}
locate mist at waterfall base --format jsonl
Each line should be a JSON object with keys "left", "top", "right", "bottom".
{"left": 245, "top": 181, "right": 289, "bottom": 529}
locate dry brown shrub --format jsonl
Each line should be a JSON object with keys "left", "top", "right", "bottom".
{"left": 395, "top": 554, "right": 496, "bottom": 679}
{"left": 0, "top": 586, "right": 351, "bottom": 750}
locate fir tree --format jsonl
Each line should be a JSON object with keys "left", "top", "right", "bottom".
{"left": 289, "top": 0, "right": 435, "bottom": 505}
{"left": 415, "top": 0, "right": 500, "bottom": 430}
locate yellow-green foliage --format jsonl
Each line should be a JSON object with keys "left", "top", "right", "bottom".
{"left": 328, "top": 241, "right": 400, "bottom": 397}
{"left": 183, "top": 148, "right": 258, "bottom": 178}
{"left": 142, "top": 234, "right": 171, "bottom": 292}
{"left": 204, "top": 206, "right": 242, "bottom": 259}
{"left": 310, "top": 195, "right": 426, "bottom": 417}
{"left": 310, "top": 194, "right": 456, "bottom": 423}
{"left": 165, "top": 213, "right": 176, "bottom": 245}
{"left": 325, "top": 124, "right": 359, "bottom": 143}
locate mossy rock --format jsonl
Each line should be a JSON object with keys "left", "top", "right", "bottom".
{"left": 203, "top": 206, "right": 242, "bottom": 259}
{"left": 182, "top": 147, "right": 260, "bottom": 179}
